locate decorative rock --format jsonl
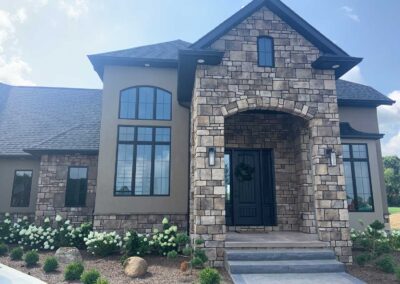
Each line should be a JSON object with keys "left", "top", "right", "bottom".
{"left": 124, "top": 257, "right": 148, "bottom": 278}
{"left": 55, "top": 247, "right": 82, "bottom": 264}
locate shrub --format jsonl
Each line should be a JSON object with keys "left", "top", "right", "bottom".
{"left": 191, "top": 257, "right": 204, "bottom": 268}
{"left": 195, "top": 239, "right": 205, "bottom": 246}
{"left": 199, "top": 267, "right": 221, "bottom": 284}
{"left": 355, "top": 253, "right": 371, "bottom": 266}
{"left": 96, "top": 278, "right": 109, "bottom": 284}
{"left": 81, "top": 269, "right": 100, "bottom": 284}
{"left": 0, "top": 243, "right": 8, "bottom": 256}
{"left": 24, "top": 250, "right": 39, "bottom": 267}
{"left": 64, "top": 262, "right": 84, "bottom": 281}
{"left": 85, "top": 231, "right": 122, "bottom": 256}
{"left": 122, "top": 231, "right": 150, "bottom": 257}
{"left": 151, "top": 218, "right": 179, "bottom": 256}
{"left": 194, "top": 249, "right": 208, "bottom": 263}
{"left": 10, "top": 247, "right": 23, "bottom": 260}
{"left": 375, "top": 241, "right": 392, "bottom": 255}
{"left": 43, "top": 256, "right": 58, "bottom": 273}
{"left": 182, "top": 246, "right": 192, "bottom": 256}
{"left": 375, "top": 255, "right": 396, "bottom": 273}
{"left": 167, "top": 250, "right": 178, "bottom": 259}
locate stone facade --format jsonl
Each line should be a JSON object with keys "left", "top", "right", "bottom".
{"left": 190, "top": 6, "right": 352, "bottom": 266}
{"left": 35, "top": 154, "right": 98, "bottom": 225}
{"left": 93, "top": 214, "right": 187, "bottom": 234}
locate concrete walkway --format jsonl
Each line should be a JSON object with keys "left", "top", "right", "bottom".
{"left": 0, "top": 263, "right": 46, "bottom": 284}
{"left": 231, "top": 272, "right": 365, "bottom": 284}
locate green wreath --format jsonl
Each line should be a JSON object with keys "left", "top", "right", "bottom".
{"left": 234, "top": 162, "right": 255, "bottom": 181}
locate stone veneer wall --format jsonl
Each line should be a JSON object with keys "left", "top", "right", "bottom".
{"left": 35, "top": 154, "right": 98, "bottom": 225}
{"left": 190, "top": 6, "right": 352, "bottom": 266}
{"left": 93, "top": 214, "right": 188, "bottom": 234}
{"left": 225, "top": 111, "right": 308, "bottom": 232}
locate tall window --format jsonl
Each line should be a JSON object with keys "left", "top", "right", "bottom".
{"left": 257, "top": 37, "right": 274, "bottom": 67}
{"left": 10, "top": 170, "right": 33, "bottom": 207}
{"left": 343, "top": 144, "right": 374, "bottom": 212}
{"left": 65, "top": 167, "right": 88, "bottom": 207}
{"left": 119, "top": 87, "right": 171, "bottom": 120}
{"left": 115, "top": 126, "right": 171, "bottom": 196}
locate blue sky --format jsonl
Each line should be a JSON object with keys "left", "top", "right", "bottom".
{"left": 0, "top": 0, "right": 399, "bottom": 155}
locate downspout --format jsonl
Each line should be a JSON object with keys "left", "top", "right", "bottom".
{"left": 179, "top": 100, "right": 192, "bottom": 236}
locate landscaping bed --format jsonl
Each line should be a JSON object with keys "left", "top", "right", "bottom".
{"left": 347, "top": 250, "right": 400, "bottom": 284}
{"left": 0, "top": 250, "right": 232, "bottom": 284}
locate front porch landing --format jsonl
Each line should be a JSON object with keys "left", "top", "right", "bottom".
{"left": 226, "top": 232, "right": 329, "bottom": 249}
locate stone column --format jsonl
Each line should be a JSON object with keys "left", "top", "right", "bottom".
{"left": 309, "top": 118, "right": 352, "bottom": 263}
{"left": 190, "top": 89, "right": 226, "bottom": 267}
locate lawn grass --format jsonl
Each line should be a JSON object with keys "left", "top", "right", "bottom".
{"left": 389, "top": 207, "right": 400, "bottom": 214}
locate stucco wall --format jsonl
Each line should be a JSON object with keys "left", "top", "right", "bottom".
{"left": 339, "top": 106, "right": 388, "bottom": 229}
{"left": 95, "top": 66, "right": 190, "bottom": 215}
{"left": 0, "top": 157, "right": 40, "bottom": 214}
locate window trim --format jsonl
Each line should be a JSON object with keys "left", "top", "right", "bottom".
{"left": 257, "top": 36, "right": 275, "bottom": 67}
{"left": 65, "top": 166, "right": 89, "bottom": 207}
{"left": 118, "top": 86, "right": 172, "bottom": 121}
{"left": 114, "top": 125, "right": 171, "bottom": 197}
{"left": 10, "top": 169, "right": 33, "bottom": 208}
{"left": 343, "top": 143, "right": 375, "bottom": 212}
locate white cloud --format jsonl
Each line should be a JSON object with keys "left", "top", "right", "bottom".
{"left": 15, "top": 8, "right": 27, "bottom": 24}
{"left": 0, "top": 56, "right": 34, "bottom": 85}
{"left": 0, "top": 9, "right": 15, "bottom": 52}
{"left": 341, "top": 6, "right": 360, "bottom": 22}
{"left": 341, "top": 65, "right": 364, "bottom": 84}
{"left": 379, "top": 91, "right": 400, "bottom": 156}
{"left": 59, "top": 0, "right": 89, "bottom": 19}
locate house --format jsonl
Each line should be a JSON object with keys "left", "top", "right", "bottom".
{"left": 0, "top": 0, "right": 394, "bottom": 267}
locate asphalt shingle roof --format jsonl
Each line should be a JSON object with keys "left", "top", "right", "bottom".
{"left": 0, "top": 84, "right": 101, "bottom": 156}
{"left": 336, "top": 79, "right": 394, "bottom": 105}
{"left": 91, "top": 40, "right": 191, "bottom": 61}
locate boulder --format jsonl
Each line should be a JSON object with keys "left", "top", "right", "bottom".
{"left": 124, "top": 256, "right": 148, "bottom": 278}
{"left": 55, "top": 247, "right": 82, "bottom": 264}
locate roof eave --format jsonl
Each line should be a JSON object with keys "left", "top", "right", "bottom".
{"left": 340, "top": 122, "right": 384, "bottom": 140}
{"left": 312, "top": 55, "right": 363, "bottom": 79}
{"left": 338, "top": 99, "right": 395, "bottom": 107}
{"left": 88, "top": 55, "right": 179, "bottom": 80}
{"left": 23, "top": 148, "right": 99, "bottom": 156}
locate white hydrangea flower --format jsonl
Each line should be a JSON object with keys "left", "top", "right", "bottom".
{"left": 44, "top": 217, "right": 50, "bottom": 223}
{"left": 162, "top": 217, "right": 169, "bottom": 225}
{"left": 55, "top": 215, "right": 62, "bottom": 222}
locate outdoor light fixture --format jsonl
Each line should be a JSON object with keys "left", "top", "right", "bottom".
{"left": 208, "top": 147, "right": 216, "bottom": 166}
{"left": 332, "top": 64, "right": 340, "bottom": 69}
{"left": 197, "top": 59, "right": 205, "bottom": 64}
{"left": 326, "top": 148, "right": 337, "bottom": 166}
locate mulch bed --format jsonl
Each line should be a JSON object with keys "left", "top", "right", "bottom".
{"left": 0, "top": 249, "right": 233, "bottom": 284}
{"left": 346, "top": 250, "right": 400, "bottom": 284}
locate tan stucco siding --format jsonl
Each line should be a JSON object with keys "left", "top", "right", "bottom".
{"left": 95, "top": 66, "right": 189, "bottom": 214}
{"left": 339, "top": 106, "right": 387, "bottom": 229}
{"left": 0, "top": 158, "right": 40, "bottom": 214}
{"left": 339, "top": 106, "right": 379, "bottom": 133}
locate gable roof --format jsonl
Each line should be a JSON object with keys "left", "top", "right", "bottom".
{"left": 0, "top": 83, "right": 101, "bottom": 157}
{"left": 191, "top": 0, "right": 348, "bottom": 56}
{"left": 336, "top": 80, "right": 394, "bottom": 106}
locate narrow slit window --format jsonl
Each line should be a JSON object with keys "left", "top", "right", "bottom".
{"left": 257, "top": 37, "right": 274, "bottom": 67}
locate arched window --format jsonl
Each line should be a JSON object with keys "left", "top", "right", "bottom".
{"left": 119, "top": 86, "right": 172, "bottom": 120}
{"left": 257, "top": 37, "right": 274, "bottom": 67}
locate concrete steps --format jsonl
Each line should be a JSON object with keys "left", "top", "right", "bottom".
{"left": 225, "top": 248, "right": 345, "bottom": 275}
{"left": 225, "top": 240, "right": 329, "bottom": 249}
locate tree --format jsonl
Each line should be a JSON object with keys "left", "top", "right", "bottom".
{"left": 383, "top": 156, "right": 400, "bottom": 206}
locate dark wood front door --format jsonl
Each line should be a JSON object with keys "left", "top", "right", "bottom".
{"left": 225, "top": 149, "right": 276, "bottom": 226}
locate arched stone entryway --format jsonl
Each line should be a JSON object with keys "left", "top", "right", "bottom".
{"left": 190, "top": 97, "right": 352, "bottom": 266}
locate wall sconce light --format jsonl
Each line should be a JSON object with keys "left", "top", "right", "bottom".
{"left": 326, "top": 148, "right": 337, "bottom": 167}
{"left": 208, "top": 147, "right": 216, "bottom": 166}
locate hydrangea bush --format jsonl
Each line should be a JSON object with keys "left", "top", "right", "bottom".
{"left": 85, "top": 231, "right": 122, "bottom": 256}
{"left": 0, "top": 214, "right": 90, "bottom": 251}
